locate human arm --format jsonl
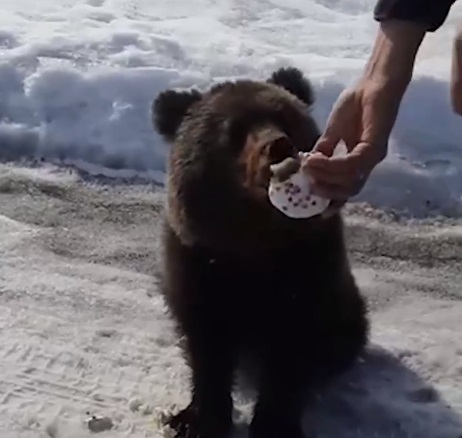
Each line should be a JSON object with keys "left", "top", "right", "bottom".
{"left": 451, "top": 25, "right": 462, "bottom": 115}
{"left": 366, "top": 0, "right": 459, "bottom": 137}
{"left": 304, "top": 19, "right": 427, "bottom": 201}
{"left": 303, "top": 0, "right": 458, "bottom": 206}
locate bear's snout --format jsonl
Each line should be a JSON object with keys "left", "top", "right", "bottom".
{"left": 239, "top": 124, "right": 298, "bottom": 193}
{"left": 251, "top": 124, "right": 297, "bottom": 165}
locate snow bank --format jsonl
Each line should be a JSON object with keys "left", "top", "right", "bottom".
{"left": 1, "top": 0, "right": 462, "bottom": 216}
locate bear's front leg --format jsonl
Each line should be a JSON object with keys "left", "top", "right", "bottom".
{"left": 249, "top": 345, "right": 308, "bottom": 438}
{"left": 161, "top": 235, "right": 236, "bottom": 438}
{"left": 165, "top": 329, "right": 235, "bottom": 438}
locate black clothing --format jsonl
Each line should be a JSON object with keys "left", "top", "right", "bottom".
{"left": 374, "top": 0, "right": 457, "bottom": 32}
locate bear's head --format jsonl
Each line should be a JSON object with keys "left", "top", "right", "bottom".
{"left": 152, "top": 67, "right": 337, "bottom": 256}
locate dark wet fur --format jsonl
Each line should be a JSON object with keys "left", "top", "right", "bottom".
{"left": 152, "top": 66, "right": 369, "bottom": 438}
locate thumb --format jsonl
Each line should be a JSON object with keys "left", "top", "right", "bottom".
{"left": 311, "top": 100, "right": 346, "bottom": 157}
{"left": 312, "top": 86, "right": 359, "bottom": 157}
{"left": 312, "top": 130, "right": 341, "bottom": 158}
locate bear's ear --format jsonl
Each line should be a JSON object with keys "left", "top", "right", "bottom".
{"left": 152, "top": 88, "right": 202, "bottom": 142}
{"left": 267, "top": 67, "right": 315, "bottom": 107}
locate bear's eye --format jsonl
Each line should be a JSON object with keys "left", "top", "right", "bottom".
{"left": 227, "top": 118, "right": 253, "bottom": 153}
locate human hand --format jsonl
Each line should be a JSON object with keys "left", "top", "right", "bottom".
{"left": 300, "top": 19, "right": 426, "bottom": 218}
{"left": 302, "top": 78, "right": 402, "bottom": 217}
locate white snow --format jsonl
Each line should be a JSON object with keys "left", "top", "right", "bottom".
{"left": 0, "top": 164, "right": 461, "bottom": 437}
{"left": 1, "top": 0, "right": 462, "bottom": 216}
{"left": 0, "top": 1, "right": 462, "bottom": 437}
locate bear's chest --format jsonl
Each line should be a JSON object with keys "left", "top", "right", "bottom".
{"left": 207, "top": 251, "right": 326, "bottom": 316}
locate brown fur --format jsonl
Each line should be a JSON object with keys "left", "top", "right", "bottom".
{"left": 152, "top": 67, "right": 369, "bottom": 438}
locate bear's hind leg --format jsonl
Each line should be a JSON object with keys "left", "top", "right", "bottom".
{"left": 248, "top": 282, "right": 368, "bottom": 438}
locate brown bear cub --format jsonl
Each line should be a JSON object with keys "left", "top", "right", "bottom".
{"left": 152, "top": 67, "right": 369, "bottom": 438}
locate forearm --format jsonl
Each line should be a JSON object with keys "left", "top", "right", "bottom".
{"left": 357, "top": 20, "right": 427, "bottom": 148}
{"left": 366, "top": 0, "right": 457, "bottom": 89}
{"left": 451, "top": 28, "right": 462, "bottom": 114}
{"left": 362, "top": 20, "right": 426, "bottom": 91}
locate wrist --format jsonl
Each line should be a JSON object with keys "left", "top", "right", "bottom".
{"left": 362, "top": 20, "right": 426, "bottom": 90}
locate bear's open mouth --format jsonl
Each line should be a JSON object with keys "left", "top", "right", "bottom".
{"left": 239, "top": 123, "right": 301, "bottom": 200}
{"left": 253, "top": 125, "right": 298, "bottom": 166}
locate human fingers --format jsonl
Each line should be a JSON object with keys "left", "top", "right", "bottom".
{"left": 306, "top": 141, "right": 374, "bottom": 174}
{"left": 303, "top": 148, "right": 368, "bottom": 191}
{"left": 306, "top": 163, "right": 369, "bottom": 200}
{"left": 311, "top": 134, "right": 341, "bottom": 157}
{"left": 305, "top": 164, "right": 360, "bottom": 187}
{"left": 309, "top": 180, "right": 358, "bottom": 200}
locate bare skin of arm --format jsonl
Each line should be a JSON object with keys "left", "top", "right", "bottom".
{"left": 450, "top": 26, "right": 462, "bottom": 115}
{"left": 302, "top": 20, "right": 427, "bottom": 212}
